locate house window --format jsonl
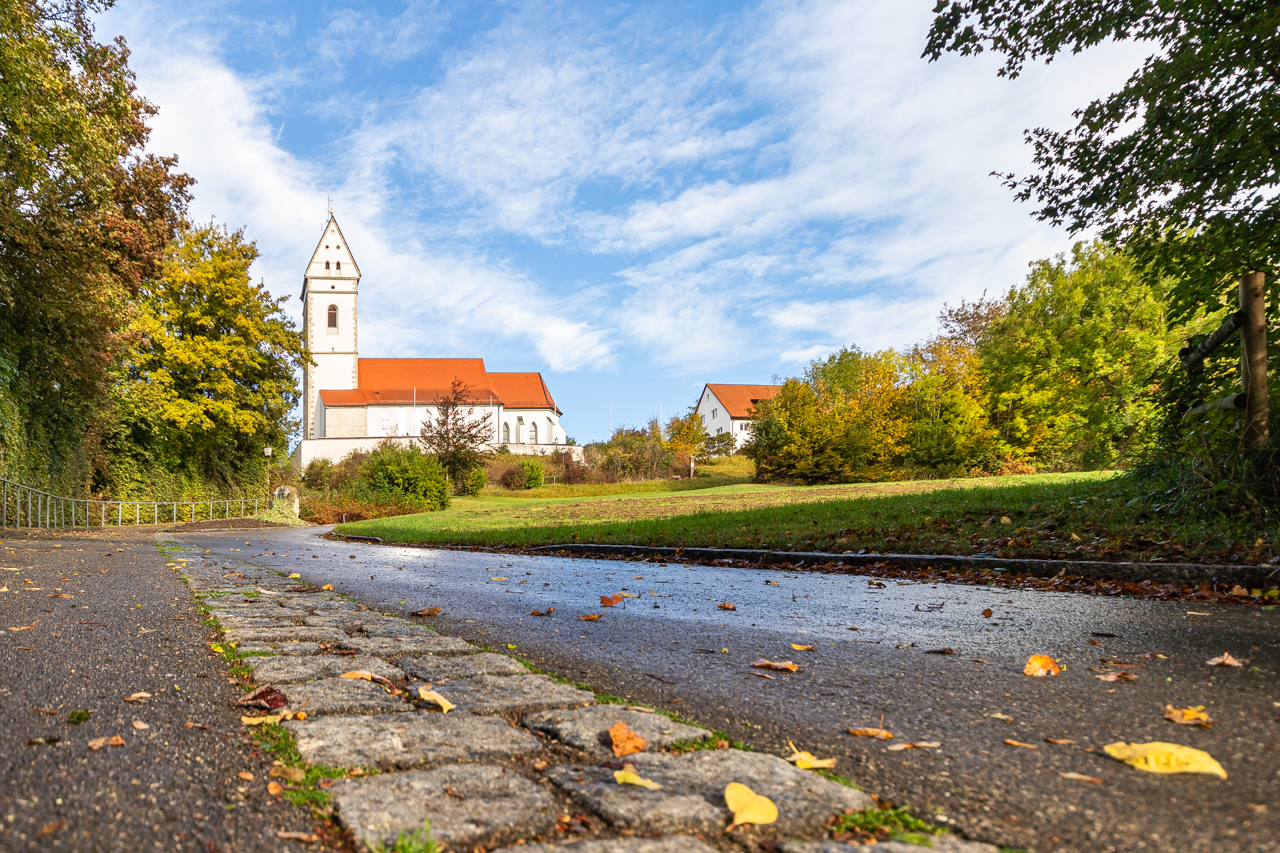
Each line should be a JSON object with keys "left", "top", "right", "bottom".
{"left": 326, "top": 305, "right": 338, "bottom": 334}
{"left": 530, "top": 422, "right": 538, "bottom": 444}
{"left": 712, "top": 408, "right": 718, "bottom": 419}
{"left": 502, "top": 422, "right": 510, "bottom": 443}
{"left": 324, "top": 260, "right": 330, "bottom": 270}
{"left": 716, "top": 427, "right": 722, "bottom": 435}
{"left": 548, "top": 417, "right": 555, "bottom": 444}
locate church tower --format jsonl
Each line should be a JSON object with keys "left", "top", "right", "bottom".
{"left": 301, "top": 214, "right": 360, "bottom": 439}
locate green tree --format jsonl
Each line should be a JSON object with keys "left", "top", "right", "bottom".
{"left": 664, "top": 408, "right": 708, "bottom": 476}
{"left": 104, "top": 222, "right": 307, "bottom": 496}
{"left": 976, "top": 241, "right": 1175, "bottom": 469}
{"left": 361, "top": 441, "right": 449, "bottom": 510}
{"left": 924, "top": 0, "right": 1280, "bottom": 308}
{"left": 0, "top": 0, "right": 189, "bottom": 489}
{"left": 418, "top": 379, "right": 493, "bottom": 486}
{"left": 745, "top": 379, "right": 856, "bottom": 484}
{"left": 901, "top": 336, "right": 997, "bottom": 475}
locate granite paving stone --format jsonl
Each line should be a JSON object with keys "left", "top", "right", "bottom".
{"left": 547, "top": 749, "right": 873, "bottom": 835}
{"left": 494, "top": 837, "right": 719, "bottom": 853}
{"left": 423, "top": 674, "right": 595, "bottom": 716}
{"left": 781, "top": 837, "right": 999, "bottom": 853}
{"left": 332, "top": 764, "right": 557, "bottom": 851}
{"left": 224, "top": 625, "right": 349, "bottom": 644}
{"left": 397, "top": 652, "right": 528, "bottom": 681}
{"left": 236, "top": 641, "right": 325, "bottom": 656}
{"left": 522, "top": 706, "right": 709, "bottom": 755}
{"left": 359, "top": 622, "right": 444, "bottom": 638}
{"left": 339, "top": 635, "right": 476, "bottom": 657}
{"left": 246, "top": 654, "right": 406, "bottom": 684}
{"left": 283, "top": 712, "right": 541, "bottom": 768}
{"left": 281, "top": 677, "right": 412, "bottom": 716}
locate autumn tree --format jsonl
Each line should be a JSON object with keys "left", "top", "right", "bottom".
{"left": 418, "top": 379, "right": 493, "bottom": 485}
{"left": 0, "top": 0, "right": 189, "bottom": 489}
{"left": 664, "top": 408, "right": 708, "bottom": 477}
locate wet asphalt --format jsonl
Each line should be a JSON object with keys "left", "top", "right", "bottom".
{"left": 176, "top": 526, "right": 1280, "bottom": 853}
{"left": 0, "top": 529, "right": 331, "bottom": 853}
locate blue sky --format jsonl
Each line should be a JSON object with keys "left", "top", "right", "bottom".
{"left": 102, "top": 0, "right": 1139, "bottom": 443}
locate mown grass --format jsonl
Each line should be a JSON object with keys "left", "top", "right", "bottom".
{"left": 334, "top": 470, "right": 1277, "bottom": 563}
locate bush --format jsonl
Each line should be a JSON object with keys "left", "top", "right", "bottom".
{"left": 359, "top": 442, "right": 450, "bottom": 510}
{"left": 520, "top": 457, "right": 545, "bottom": 488}
{"left": 500, "top": 464, "right": 528, "bottom": 490}
{"left": 459, "top": 466, "right": 488, "bottom": 496}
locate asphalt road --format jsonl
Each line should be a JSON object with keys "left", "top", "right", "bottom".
{"left": 0, "top": 528, "right": 329, "bottom": 853}
{"left": 175, "top": 525, "right": 1280, "bottom": 853}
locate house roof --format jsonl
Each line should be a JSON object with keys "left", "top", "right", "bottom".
{"left": 318, "top": 358, "right": 561, "bottom": 414}
{"left": 704, "top": 383, "right": 781, "bottom": 418}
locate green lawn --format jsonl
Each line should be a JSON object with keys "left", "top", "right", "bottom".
{"left": 335, "top": 470, "right": 1275, "bottom": 565}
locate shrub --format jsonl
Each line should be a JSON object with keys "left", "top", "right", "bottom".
{"left": 520, "top": 457, "right": 545, "bottom": 488}
{"left": 460, "top": 466, "right": 488, "bottom": 496}
{"left": 500, "top": 464, "right": 528, "bottom": 490}
{"left": 359, "top": 442, "right": 450, "bottom": 510}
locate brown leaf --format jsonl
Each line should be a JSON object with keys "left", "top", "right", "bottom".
{"left": 267, "top": 781, "right": 284, "bottom": 796}
{"left": 886, "top": 741, "right": 941, "bottom": 751}
{"left": 1164, "top": 705, "right": 1214, "bottom": 727}
{"left": 601, "top": 594, "right": 624, "bottom": 607}
{"left": 751, "top": 659, "right": 803, "bottom": 672}
{"left": 1206, "top": 652, "right": 1244, "bottom": 667}
{"left": 717, "top": 602, "right": 737, "bottom": 611}
{"left": 981, "top": 609, "right": 993, "bottom": 618}
{"left": 1005, "top": 739, "right": 1038, "bottom": 750}
{"left": 1059, "top": 771, "right": 1103, "bottom": 784}
{"left": 276, "top": 831, "right": 319, "bottom": 842}
{"left": 416, "top": 606, "right": 442, "bottom": 617}
{"left": 1045, "top": 738, "right": 1076, "bottom": 745}
{"left": 184, "top": 722, "right": 209, "bottom": 730}
{"left": 1023, "top": 655, "right": 1060, "bottom": 677}
{"left": 1096, "top": 671, "right": 1137, "bottom": 682}
{"left": 925, "top": 647, "right": 956, "bottom": 655}
{"left": 37, "top": 821, "right": 66, "bottom": 837}
{"left": 270, "top": 766, "right": 306, "bottom": 782}
{"left": 847, "top": 727, "right": 894, "bottom": 740}
{"left": 124, "top": 692, "right": 151, "bottom": 702}
{"left": 529, "top": 608, "right": 555, "bottom": 616}
{"left": 8, "top": 620, "right": 39, "bottom": 632}
{"left": 236, "top": 685, "right": 288, "bottom": 710}
{"left": 131, "top": 720, "right": 149, "bottom": 730}
{"left": 750, "top": 671, "right": 775, "bottom": 679}
{"left": 609, "top": 722, "right": 648, "bottom": 757}
{"left": 238, "top": 771, "right": 255, "bottom": 781}
{"left": 579, "top": 613, "right": 601, "bottom": 621}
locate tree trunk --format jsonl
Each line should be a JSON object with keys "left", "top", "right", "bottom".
{"left": 1239, "top": 272, "right": 1269, "bottom": 446}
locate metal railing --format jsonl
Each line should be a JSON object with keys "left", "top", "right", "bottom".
{"left": 0, "top": 477, "right": 263, "bottom": 531}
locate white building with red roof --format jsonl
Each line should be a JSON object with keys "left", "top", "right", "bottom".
{"left": 695, "top": 383, "right": 781, "bottom": 449}
{"left": 293, "top": 215, "right": 569, "bottom": 468}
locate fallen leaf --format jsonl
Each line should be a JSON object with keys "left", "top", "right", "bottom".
{"left": 267, "top": 781, "right": 284, "bottom": 796}
{"left": 491, "top": 577, "right": 507, "bottom": 581}
{"left": 1000, "top": 516, "right": 1011, "bottom": 524}
{"left": 37, "top": 820, "right": 66, "bottom": 837}
{"left": 1045, "top": 738, "right": 1076, "bottom": 745}
{"left": 131, "top": 720, "right": 150, "bottom": 730}
{"left": 981, "top": 609, "right": 993, "bottom": 618}
{"left": 288, "top": 573, "right": 300, "bottom": 579}
{"left": 724, "top": 781, "right": 778, "bottom": 827}
{"left": 1059, "top": 771, "right": 1102, "bottom": 784}
{"left": 988, "top": 713, "right": 1013, "bottom": 722}
{"left": 417, "top": 687, "right": 456, "bottom": 713}
{"left": 750, "top": 671, "right": 775, "bottom": 679}
{"left": 1104, "top": 741, "right": 1227, "bottom": 778}
{"left": 1005, "top": 739, "right": 1038, "bottom": 750}
{"left": 185, "top": 722, "right": 209, "bottom": 730}
{"left": 609, "top": 722, "right": 648, "bottom": 757}
{"left": 791, "top": 644, "right": 815, "bottom": 651}
{"left": 886, "top": 741, "right": 941, "bottom": 751}
{"left": 529, "top": 608, "right": 555, "bottom": 616}
{"left": 601, "top": 594, "right": 624, "bottom": 607}
{"left": 1164, "top": 705, "right": 1214, "bottom": 727}
{"left": 1024, "top": 655, "right": 1060, "bottom": 677}
{"left": 925, "top": 647, "right": 956, "bottom": 655}
{"left": 614, "top": 766, "right": 662, "bottom": 790}
{"left": 617, "top": 592, "right": 639, "bottom": 598}
{"left": 579, "top": 613, "right": 601, "bottom": 621}
{"left": 1186, "top": 611, "right": 1210, "bottom": 616}
{"left": 1206, "top": 652, "right": 1243, "bottom": 667}
{"left": 46, "top": 593, "right": 72, "bottom": 598}
{"left": 124, "top": 692, "right": 151, "bottom": 702}
{"left": 270, "top": 766, "right": 306, "bottom": 782}
{"left": 1096, "top": 671, "right": 1137, "bottom": 682}
{"left": 785, "top": 740, "right": 837, "bottom": 769}
{"left": 717, "top": 602, "right": 737, "bottom": 611}
{"left": 340, "top": 670, "right": 375, "bottom": 681}
{"left": 847, "top": 727, "right": 894, "bottom": 740}
{"left": 88, "top": 735, "right": 126, "bottom": 751}
{"left": 276, "top": 831, "right": 319, "bottom": 842}
{"left": 416, "top": 606, "right": 442, "bottom": 617}
{"left": 966, "top": 658, "right": 988, "bottom": 663}
{"left": 321, "top": 584, "right": 333, "bottom": 591}
{"left": 751, "top": 659, "right": 802, "bottom": 672}
{"left": 237, "top": 685, "right": 288, "bottom": 710}
{"left": 8, "top": 620, "right": 39, "bottom": 631}
{"left": 240, "top": 715, "right": 283, "bottom": 726}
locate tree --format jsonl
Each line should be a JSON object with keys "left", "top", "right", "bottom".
{"left": 418, "top": 379, "right": 493, "bottom": 484}
{"left": 924, "top": 1, "right": 1280, "bottom": 298}
{"left": 901, "top": 335, "right": 998, "bottom": 475}
{"left": 704, "top": 431, "right": 737, "bottom": 458}
{"left": 105, "top": 222, "right": 307, "bottom": 496}
{"left": 664, "top": 408, "right": 708, "bottom": 477}
{"left": 0, "top": 0, "right": 189, "bottom": 489}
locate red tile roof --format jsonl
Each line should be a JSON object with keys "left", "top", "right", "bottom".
{"left": 318, "top": 359, "right": 561, "bottom": 414}
{"left": 704, "top": 384, "right": 781, "bottom": 418}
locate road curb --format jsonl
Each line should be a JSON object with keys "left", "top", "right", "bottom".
{"left": 527, "top": 543, "right": 1280, "bottom": 588}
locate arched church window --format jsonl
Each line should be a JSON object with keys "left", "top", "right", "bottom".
{"left": 325, "top": 260, "right": 330, "bottom": 270}
{"left": 530, "top": 422, "right": 538, "bottom": 444}
{"left": 327, "top": 305, "right": 338, "bottom": 334}
{"left": 336, "top": 261, "right": 341, "bottom": 271}
{"left": 502, "top": 423, "right": 510, "bottom": 443}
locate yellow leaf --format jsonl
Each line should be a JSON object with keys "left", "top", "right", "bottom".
{"left": 417, "top": 687, "right": 455, "bottom": 713}
{"left": 269, "top": 766, "right": 305, "bottom": 782}
{"left": 617, "top": 592, "right": 639, "bottom": 598}
{"left": 1000, "top": 516, "right": 1011, "bottom": 524}
{"left": 785, "top": 741, "right": 837, "bottom": 769}
{"left": 288, "top": 573, "right": 300, "bottom": 579}
{"left": 241, "top": 715, "right": 282, "bottom": 726}
{"left": 491, "top": 577, "right": 506, "bottom": 581}
{"left": 724, "top": 782, "right": 778, "bottom": 827}
{"left": 791, "top": 644, "right": 815, "bottom": 651}
{"left": 321, "top": 584, "right": 333, "bottom": 591}
{"left": 1023, "top": 655, "right": 1060, "bottom": 677}
{"left": 751, "top": 659, "right": 801, "bottom": 672}
{"left": 609, "top": 722, "right": 648, "bottom": 757}
{"left": 614, "top": 768, "right": 662, "bottom": 790}
{"left": 340, "top": 671, "right": 374, "bottom": 681}
{"left": 1164, "top": 705, "right": 1213, "bottom": 727}
{"left": 1103, "top": 741, "right": 1226, "bottom": 779}
{"left": 847, "top": 727, "right": 894, "bottom": 740}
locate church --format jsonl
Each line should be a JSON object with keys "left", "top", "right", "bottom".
{"left": 291, "top": 215, "right": 569, "bottom": 469}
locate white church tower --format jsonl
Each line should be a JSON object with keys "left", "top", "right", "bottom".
{"left": 301, "top": 214, "right": 361, "bottom": 440}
